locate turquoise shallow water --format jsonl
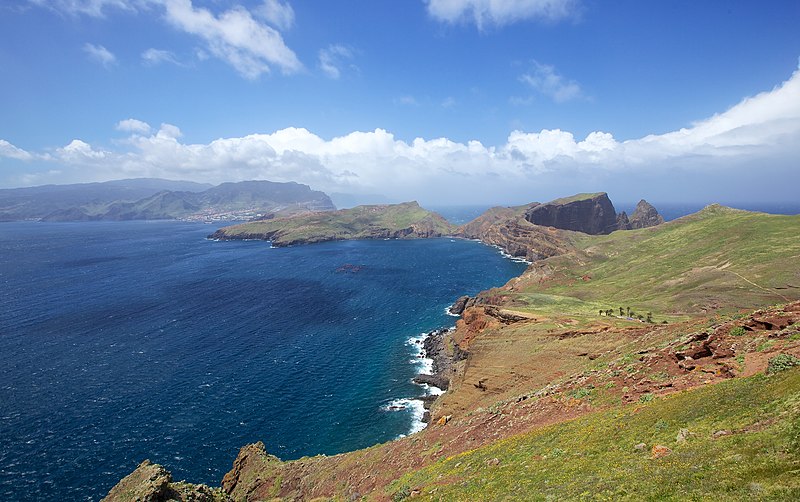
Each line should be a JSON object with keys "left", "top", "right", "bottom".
{"left": 0, "top": 221, "right": 526, "bottom": 501}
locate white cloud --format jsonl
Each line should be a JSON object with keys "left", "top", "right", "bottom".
{"left": 426, "top": 0, "right": 578, "bottom": 29}
{"left": 520, "top": 61, "right": 583, "bottom": 103}
{"left": 28, "top": 0, "right": 137, "bottom": 17}
{"left": 141, "top": 48, "right": 181, "bottom": 66}
{"left": 161, "top": 0, "right": 302, "bottom": 79}
{"left": 256, "top": 0, "right": 295, "bottom": 31}
{"left": 4, "top": 67, "right": 799, "bottom": 204}
{"left": 83, "top": 43, "right": 117, "bottom": 67}
{"left": 30, "top": 0, "right": 301, "bottom": 80}
{"left": 58, "top": 139, "right": 109, "bottom": 163}
{"left": 116, "top": 118, "right": 152, "bottom": 134}
{"left": 318, "top": 44, "right": 354, "bottom": 79}
{"left": 0, "top": 140, "right": 34, "bottom": 161}
{"left": 441, "top": 96, "right": 457, "bottom": 108}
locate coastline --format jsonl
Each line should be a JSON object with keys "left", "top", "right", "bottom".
{"left": 410, "top": 326, "right": 466, "bottom": 425}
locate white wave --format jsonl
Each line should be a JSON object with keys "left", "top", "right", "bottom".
{"left": 384, "top": 398, "right": 427, "bottom": 436}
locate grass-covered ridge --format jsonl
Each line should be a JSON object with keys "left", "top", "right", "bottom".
{"left": 505, "top": 205, "right": 800, "bottom": 317}
{"left": 545, "top": 192, "right": 606, "bottom": 205}
{"left": 210, "top": 201, "right": 457, "bottom": 246}
{"left": 389, "top": 368, "right": 800, "bottom": 500}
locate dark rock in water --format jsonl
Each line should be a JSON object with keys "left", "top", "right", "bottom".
{"left": 524, "top": 193, "right": 619, "bottom": 235}
{"left": 449, "top": 295, "right": 470, "bottom": 315}
{"left": 413, "top": 373, "right": 449, "bottom": 390}
{"left": 629, "top": 199, "right": 665, "bottom": 229}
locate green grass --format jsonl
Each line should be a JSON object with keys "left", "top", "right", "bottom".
{"left": 215, "top": 201, "right": 457, "bottom": 245}
{"left": 388, "top": 368, "right": 800, "bottom": 501}
{"left": 507, "top": 206, "right": 800, "bottom": 316}
{"left": 546, "top": 192, "right": 606, "bottom": 205}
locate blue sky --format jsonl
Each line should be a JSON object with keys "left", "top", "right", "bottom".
{"left": 1, "top": 0, "right": 799, "bottom": 205}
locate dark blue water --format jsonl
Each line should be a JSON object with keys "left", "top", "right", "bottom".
{"left": 0, "top": 221, "right": 526, "bottom": 501}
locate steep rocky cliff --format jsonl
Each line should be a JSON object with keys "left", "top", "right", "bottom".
{"left": 523, "top": 192, "right": 619, "bottom": 235}
{"left": 457, "top": 204, "right": 575, "bottom": 262}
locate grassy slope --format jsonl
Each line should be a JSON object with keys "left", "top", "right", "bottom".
{"left": 545, "top": 192, "right": 605, "bottom": 205}
{"left": 390, "top": 368, "right": 800, "bottom": 501}
{"left": 440, "top": 206, "right": 800, "bottom": 422}
{"left": 215, "top": 201, "right": 456, "bottom": 245}
{"left": 506, "top": 205, "right": 800, "bottom": 318}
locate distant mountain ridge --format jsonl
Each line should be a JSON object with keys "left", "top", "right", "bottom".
{"left": 0, "top": 179, "right": 335, "bottom": 222}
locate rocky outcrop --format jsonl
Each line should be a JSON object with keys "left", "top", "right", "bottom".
{"left": 457, "top": 204, "right": 575, "bottom": 262}
{"left": 628, "top": 199, "right": 665, "bottom": 229}
{"left": 103, "top": 460, "right": 228, "bottom": 502}
{"left": 524, "top": 193, "right": 619, "bottom": 235}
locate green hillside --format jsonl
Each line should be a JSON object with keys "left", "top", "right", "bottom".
{"left": 210, "top": 201, "right": 457, "bottom": 246}
{"left": 390, "top": 368, "right": 800, "bottom": 500}
{"left": 505, "top": 205, "right": 800, "bottom": 317}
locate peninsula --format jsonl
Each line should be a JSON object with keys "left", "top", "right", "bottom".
{"left": 106, "top": 197, "right": 800, "bottom": 501}
{"left": 209, "top": 201, "right": 456, "bottom": 246}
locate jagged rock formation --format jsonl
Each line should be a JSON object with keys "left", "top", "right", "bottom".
{"left": 102, "top": 460, "right": 228, "bottom": 502}
{"left": 628, "top": 199, "right": 665, "bottom": 229}
{"left": 457, "top": 204, "right": 575, "bottom": 262}
{"left": 524, "top": 193, "right": 619, "bottom": 235}
{"left": 210, "top": 201, "right": 457, "bottom": 246}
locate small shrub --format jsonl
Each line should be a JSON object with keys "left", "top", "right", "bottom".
{"left": 729, "top": 326, "right": 747, "bottom": 337}
{"left": 570, "top": 386, "right": 595, "bottom": 399}
{"left": 638, "top": 393, "right": 654, "bottom": 403}
{"left": 767, "top": 353, "right": 800, "bottom": 375}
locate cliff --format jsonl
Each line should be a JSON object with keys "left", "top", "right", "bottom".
{"left": 524, "top": 192, "right": 619, "bottom": 234}
{"left": 457, "top": 204, "right": 576, "bottom": 262}
{"left": 209, "top": 201, "right": 457, "bottom": 246}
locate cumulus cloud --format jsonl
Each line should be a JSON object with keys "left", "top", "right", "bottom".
{"left": 3, "top": 66, "right": 799, "bottom": 204}
{"left": 426, "top": 0, "right": 578, "bottom": 29}
{"left": 116, "top": 118, "right": 152, "bottom": 134}
{"left": 520, "top": 61, "right": 583, "bottom": 103}
{"left": 141, "top": 48, "right": 181, "bottom": 66}
{"left": 30, "top": 0, "right": 301, "bottom": 79}
{"left": 83, "top": 43, "right": 117, "bottom": 67}
{"left": 256, "top": 0, "right": 295, "bottom": 31}
{"left": 0, "top": 140, "right": 34, "bottom": 161}
{"left": 161, "top": 0, "right": 302, "bottom": 79}
{"left": 318, "top": 44, "right": 354, "bottom": 79}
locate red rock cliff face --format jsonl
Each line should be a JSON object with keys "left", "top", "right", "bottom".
{"left": 524, "top": 193, "right": 619, "bottom": 235}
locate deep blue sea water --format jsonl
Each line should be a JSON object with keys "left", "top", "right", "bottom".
{"left": 0, "top": 221, "right": 527, "bottom": 501}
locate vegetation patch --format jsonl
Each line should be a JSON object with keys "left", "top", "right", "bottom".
{"left": 389, "top": 369, "right": 800, "bottom": 500}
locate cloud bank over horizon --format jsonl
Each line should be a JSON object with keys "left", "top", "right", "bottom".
{"left": 2, "top": 65, "right": 799, "bottom": 205}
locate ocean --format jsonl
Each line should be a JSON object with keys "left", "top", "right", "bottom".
{"left": 0, "top": 221, "right": 527, "bottom": 501}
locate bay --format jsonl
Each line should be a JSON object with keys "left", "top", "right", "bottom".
{"left": 0, "top": 221, "right": 526, "bottom": 501}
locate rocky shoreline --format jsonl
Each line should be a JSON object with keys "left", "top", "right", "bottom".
{"left": 412, "top": 326, "right": 469, "bottom": 423}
